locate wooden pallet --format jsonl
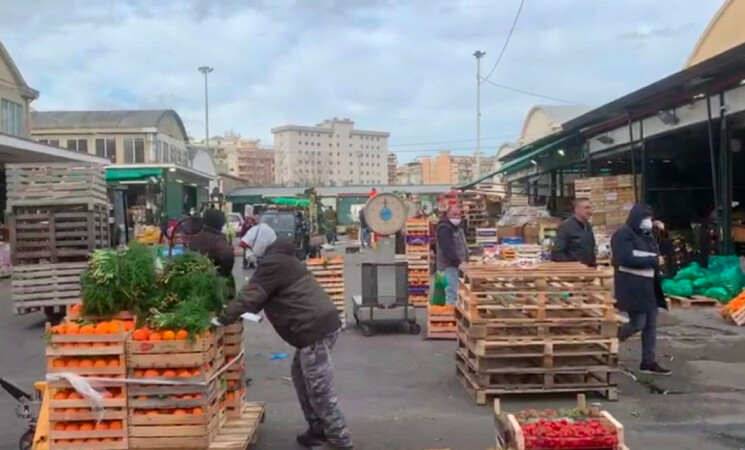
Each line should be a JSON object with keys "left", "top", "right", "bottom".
{"left": 209, "top": 402, "right": 265, "bottom": 449}
{"left": 12, "top": 262, "right": 87, "bottom": 315}
{"left": 460, "top": 263, "right": 613, "bottom": 291}
{"left": 495, "top": 394, "right": 626, "bottom": 450}
{"left": 456, "top": 357, "right": 617, "bottom": 405}
{"left": 666, "top": 295, "right": 719, "bottom": 309}
{"left": 456, "top": 307, "right": 618, "bottom": 341}
{"left": 6, "top": 163, "right": 108, "bottom": 209}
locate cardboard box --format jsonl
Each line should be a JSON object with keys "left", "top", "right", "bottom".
{"left": 497, "top": 226, "right": 523, "bottom": 240}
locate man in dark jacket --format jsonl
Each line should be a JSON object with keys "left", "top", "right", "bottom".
{"left": 358, "top": 207, "right": 371, "bottom": 248}
{"left": 436, "top": 206, "right": 469, "bottom": 305}
{"left": 189, "top": 208, "right": 235, "bottom": 279}
{"left": 216, "top": 227, "right": 352, "bottom": 450}
{"left": 612, "top": 204, "right": 671, "bottom": 376}
{"left": 552, "top": 198, "right": 596, "bottom": 265}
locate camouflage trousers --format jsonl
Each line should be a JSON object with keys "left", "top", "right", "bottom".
{"left": 291, "top": 328, "right": 353, "bottom": 447}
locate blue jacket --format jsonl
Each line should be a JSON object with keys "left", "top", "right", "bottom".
{"left": 611, "top": 204, "right": 667, "bottom": 313}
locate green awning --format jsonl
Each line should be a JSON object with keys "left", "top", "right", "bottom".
{"left": 106, "top": 167, "right": 163, "bottom": 181}
{"left": 270, "top": 197, "right": 311, "bottom": 207}
{"left": 458, "top": 134, "right": 575, "bottom": 190}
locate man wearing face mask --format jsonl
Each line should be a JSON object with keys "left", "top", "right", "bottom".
{"left": 436, "top": 205, "right": 469, "bottom": 305}
{"left": 216, "top": 223, "right": 353, "bottom": 449}
{"left": 611, "top": 204, "right": 671, "bottom": 375}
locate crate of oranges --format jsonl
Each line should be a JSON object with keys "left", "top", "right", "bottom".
{"left": 223, "top": 322, "right": 243, "bottom": 358}
{"left": 49, "top": 387, "right": 128, "bottom": 449}
{"left": 126, "top": 326, "right": 227, "bottom": 448}
{"left": 46, "top": 320, "right": 129, "bottom": 377}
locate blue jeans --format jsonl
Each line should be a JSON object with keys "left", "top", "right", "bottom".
{"left": 618, "top": 308, "right": 658, "bottom": 366}
{"left": 440, "top": 267, "right": 459, "bottom": 306}
{"left": 360, "top": 228, "right": 371, "bottom": 248}
{"left": 326, "top": 231, "right": 336, "bottom": 244}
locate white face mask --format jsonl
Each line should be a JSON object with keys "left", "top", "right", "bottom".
{"left": 640, "top": 218, "right": 653, "bottom": 231}
{"left": 450, "top": 218, "right": 461, "bottom": 226}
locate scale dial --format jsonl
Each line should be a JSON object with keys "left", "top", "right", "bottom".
{"left": 363, "top": 193, "right": 407, "bottom": 236}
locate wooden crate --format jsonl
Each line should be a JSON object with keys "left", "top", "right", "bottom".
{"left": 209, "top": 402, "right": 266, "bottom": 449}
{"left": 495, "top": 395, "right": 627, "bottom": 450}
{"left": 46, "top": 323, "right": 127, "bottom": 377}
{"left": 8, "top": 204, "right": 109, "bottom": 265}
{"left": 6, "top": 163, "right": 108, "bottom": 209}
{"left": 307, "top": 258, "right": 346, "bottom": 322}
{"left": 49, "top": 386, "right": 128, "bottom": 450}
{"left": 426, "top": 305, "right": 457, "bottom": 340}
{"left": 12, "top": 262, "right": 87, "bottom": 315}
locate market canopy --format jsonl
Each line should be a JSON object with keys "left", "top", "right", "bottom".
{"left": 270, "top": 197, "right": 311, "bottom": 207}
{"left": 106, "top": 167, "right": 163, "bottom": 181}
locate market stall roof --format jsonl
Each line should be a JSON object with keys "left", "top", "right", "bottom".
{"left": 463, "top": 41, "right": 745, "bottom": 188}
{"left": 106, "top": 164, "right": 215, "bottom": 183}
{"left": 270, "top": 197, "right": 311, "bottom": 207}
{"left": 0, "top": 133, "right": 109, "bottom": 164}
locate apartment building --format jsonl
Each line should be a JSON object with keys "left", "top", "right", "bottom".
{"left": 396, "top": 151, "right": 498, "bottom": 186}
{"left": 193, "top": 132, "right": 275, "bottom": 186}
{"left": 272, "top": 118, "right": 389, "bottom": 186}
{"left": 387, "top": 152, "right": 399, "bottom": 184}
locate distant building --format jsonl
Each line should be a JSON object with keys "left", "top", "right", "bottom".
{"left": 396, "top": 151, "right": 496, "bottom": 186}
{"left": 272, "top": 117, "right": 389, "bottom": 186}
{"left": 387, "top": 152, "right": 398, "bottom": 184}
{"left": 192, "top": 132, "right": 275, "bottom": 186}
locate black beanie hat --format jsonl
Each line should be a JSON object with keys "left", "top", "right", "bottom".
{"left": 203, "top": 208, "right": 226, "bottom": 231}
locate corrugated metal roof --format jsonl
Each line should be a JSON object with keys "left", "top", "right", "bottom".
{"left": 536, "top": 105, "right": 594, "bottom": 125}
{"left": 31, "top": 110, "right": 188, "bottom": 140}
{"left": 226, "top": 184, "right": 453, "bottom": 199}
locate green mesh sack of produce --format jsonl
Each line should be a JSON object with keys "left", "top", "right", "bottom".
{"left": 674, "top": 262, "right": 705, "bottom": 281}
{"left": 430, "top": 272, "right": 447, "bottom": 306}
{"left": 691, "top": 277, "right": 712, "bottom": 295}
{"left": 703, "top": 287, "right": 731, "bottom": 302}
{"left": 662, "top": 278, "right": 693, "bottom": 297}
{"left": 706, "top": 255, "right": 744, "bottom": 300}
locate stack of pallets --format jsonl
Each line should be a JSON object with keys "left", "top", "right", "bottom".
{"left": 126, "top": 330, "right": 227, "bottom": 449}
{"left": 456, "top": 262, "right": 619, "bottom": 405}
{"left": 405, "top": 219, "right": 430, "bottom": 307}
{"left": 307, "top": 257, "right": 346, "bottom": 323}
{"left": 46, "top": 321, "right": 129, "bottom": 449}
{"left": 458, "top": 192, "right": 490, "bottom": 250}
{"left": 7, "top": 163, "right": 109, "bottom": 316}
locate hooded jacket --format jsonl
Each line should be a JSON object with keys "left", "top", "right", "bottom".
{"left": 189, "top": 209, "right": 234, "bottom": 279}
{"left": 611, "top": 204, "right": 667, "bottom": 313}
{"left": 218, "top": 239, "right": 342, "bottom": 348}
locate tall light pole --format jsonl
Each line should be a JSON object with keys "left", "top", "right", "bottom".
{"left": 473, "top": 51, "right": 486, "bottom": 179}
{"left": 198, "top": 66, "right": 214, "bottom": 152}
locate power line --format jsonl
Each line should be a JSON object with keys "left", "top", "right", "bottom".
{"left": 480, "top": 78, "right": 578, "bottom": 105}
{"left": 481, "top": 0, "right": 526, "bottom": 83}
{"left": 389, "top": 134, "right": 517, "bottom": 147}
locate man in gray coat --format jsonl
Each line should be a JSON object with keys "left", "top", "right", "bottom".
{"left": 435, "top": 206, "right": 469, "bottom": 305}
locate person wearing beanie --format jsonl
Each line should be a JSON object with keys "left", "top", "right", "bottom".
{"left": 189, "top": 208, "right": 235, "bottom": 281}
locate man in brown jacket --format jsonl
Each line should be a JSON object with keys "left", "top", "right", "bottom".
{"left": 189, "top": 209, "right": 235, "bottom": 294}
{"left": 216, "top": 225, "right": 352, "bottom": 449}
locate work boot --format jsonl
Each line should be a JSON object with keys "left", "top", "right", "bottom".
{"left": 296, "top": 429, "right": 325, "bottom": 447}
{"left": 640, "top": 362, "right": 672, "bottom": 376}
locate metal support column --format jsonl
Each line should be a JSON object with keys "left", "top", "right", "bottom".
{"left": 639, "top": 119, "right": 647, "bottom": 204}
{"left": 719, "top": 92, "right": 733, "bottom": 253}
{"left": 706, "top": 96, "right": 721, "bottom": 244}
{"left": 549, "top": 170, "right": 557, "bottom": 214}
{"left": 628, "top": 114, "right": 638, "bottom": 202}
{"left": 558, "top": 170, "right": 564, "bottom": 197}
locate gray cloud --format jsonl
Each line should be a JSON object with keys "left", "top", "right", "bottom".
{"left": 0, "top": 0, "right": 724, "bottom": 162}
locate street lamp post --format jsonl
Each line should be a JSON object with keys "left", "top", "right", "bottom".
{"left": 198, "top": 66, "right": 214, "bottom": 152}
{"left": 473, "top": 50, "right": 486, "bottom": 178}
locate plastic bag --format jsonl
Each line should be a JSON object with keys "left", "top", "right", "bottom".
{"left": 674, "top": 263, "right": 705, "bottom": 281}
{"left": 691, "top": 277, "right": 712, "bottom": 295}
{"left": 704, "top": 287, "right": 731, "bottom": 302}
{"left": 430, "top": 272, "right": 447, "bottom": 306}
{"left": 662, "top": 279, "right": 693, "bottom": 297}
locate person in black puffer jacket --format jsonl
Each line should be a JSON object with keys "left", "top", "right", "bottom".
{"left": 612, "top": 204, "right": 670, "bottom": 376}
{"left": 216, "top": 225, "right": 353, "bottom": 450}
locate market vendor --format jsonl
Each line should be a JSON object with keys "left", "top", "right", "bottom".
{"left": 612, "top": 204, "right": 671, "bottom": 376}
{"left": 436, "top": 205, "right": 468, "bottom": 305}
{"left": 552, "top": 198, "right": 596, "bottom": 266}
{"left": 189, "top": 208, "right": 235, "bottom": 285}
{"left": 216, "top": 225, "right": 353, "bottom": 450}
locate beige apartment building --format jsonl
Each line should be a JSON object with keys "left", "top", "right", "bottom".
{"left": 397, "top": 151, "right": 497, "bottom": 186}
{"left": 193, "top": 132, "right": 275, "bottom": 186}
{"left": 387, "top": 152, "right": 398, "bottom": 184}
{"left": 272, "top": 118, "right": 389, "bottom": 186}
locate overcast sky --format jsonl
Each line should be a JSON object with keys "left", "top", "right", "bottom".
{"left": 0, "top": 0, "right": 724, "bottom": 162}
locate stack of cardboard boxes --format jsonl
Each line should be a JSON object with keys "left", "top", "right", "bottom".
{"left": 574, "top": 175, "right": 639, "bottom": 235}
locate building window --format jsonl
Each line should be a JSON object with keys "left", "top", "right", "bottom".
{"left": 95, "top": 138, "right": 117, "bottom": 162}
{"left": 123, "top": 138, "right": 145, "bottom": 163}
{"left": 66, "top": 138, "right": 88, "bottom": 153}
{"left": 1, "top": 99, "right": 23, "bottom": 136}
{"left": 163, "top": 142, "right": 171, "bottom": 163}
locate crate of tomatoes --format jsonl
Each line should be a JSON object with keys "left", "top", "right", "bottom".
{"left": 495, "top": 394, "right": 627, "bottom": 450}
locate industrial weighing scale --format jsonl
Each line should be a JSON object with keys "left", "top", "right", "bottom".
{"left": 351, "top": 193, "right": 421, "bottom": 336}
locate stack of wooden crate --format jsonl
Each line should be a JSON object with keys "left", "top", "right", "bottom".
{"left": 427, "top": 304, "right": 457, "bottom": 340}
{"left": 457, "top": 191, "right": 490, "bottom": 250}
{"left": 455, "top": 262, "right": 619, "bottom": 405}
{"left": 126, "top": 330, "right": 227, "bottom": 449}
{"left": 405, "top": 219, "right": 430, "bottom": 307}
{"left": 46, "top": 321, "right": 129, "bottom": 449}
{"left": 574, "top": 175, "right": 638, "bottom": 234}
{"left": 7, "top": 163, "right": 109, "bottom": 316}
{"left": 307, "top": 256, "right": 346, "bottom": 323}
{"left": 223, "top": 323, "right": 246, "bottom": 418}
